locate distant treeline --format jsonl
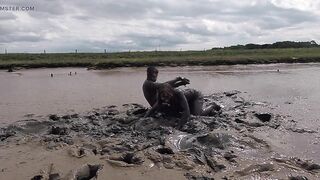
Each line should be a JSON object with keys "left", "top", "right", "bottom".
{"left": 221, "top": 41, "right": 319, "bottom": 50}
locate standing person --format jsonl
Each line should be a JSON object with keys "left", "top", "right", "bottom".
{"left": 142, "top": 66, "right": 189, "bottom": 107}
{"left": 144, "top": 83, "right": 220, "bottom": 128}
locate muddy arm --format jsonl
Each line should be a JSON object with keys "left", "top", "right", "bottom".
{"left": 148, "top": 77, "right": 189, "bottom": 90}
{"left": 165, "top": 77, "right": 190, "bottom": 88}
{"left": 173, "top": 78, "right": 190, "bottom": 87}
{"left": 144, "top": 101, "right": 160, "bottom": 117}
{"left": 177, "top": 91, "right": 190, "bottom": 125}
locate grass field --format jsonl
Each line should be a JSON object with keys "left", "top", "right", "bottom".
{"left": 1, "top": 48, "right": 320, "bottom": 69}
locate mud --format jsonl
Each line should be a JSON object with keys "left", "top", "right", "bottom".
{"left": 0, "top": 91, "right": 319, "bottom": 179}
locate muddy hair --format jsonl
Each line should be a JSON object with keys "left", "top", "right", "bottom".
{"left": 158, "top": 83, "right": 174, "bottom": 102}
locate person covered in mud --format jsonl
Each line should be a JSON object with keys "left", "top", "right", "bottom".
{"left": 7, "top": 66, "right": 14, "bottom": 72}
{"left": 144, "top": 83, "right": 220, "bottom": 128}
{"left": 143, "top": 66, "right": 190, "bottom": 107}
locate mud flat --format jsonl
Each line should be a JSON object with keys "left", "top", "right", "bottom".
{"left": 0, "top": 91, "right": 319, "bottom": 180}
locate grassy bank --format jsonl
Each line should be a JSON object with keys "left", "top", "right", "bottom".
{"left": 1, "top": 48, "right": 320, "bottom": 69}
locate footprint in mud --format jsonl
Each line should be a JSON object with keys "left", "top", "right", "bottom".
{"left": 32, "top": 164, "right": 102, "bottom": 180}
{"left": 48, "top": 173, "right": 60, "bottom": 180}
{"left": 274, "top": 157, "right": 320, "bottom": 172}
{"left": 69, "top": 147, "right": 87, "bottom": 158}
{"left": 50, "top": 126, "right": 69, "bottom": 135}
{"left": 289, "top": 176, "right": 309, "bottom": 180}
{"left": 31, "top": 164, "right": 61, "bottom": 180}
{"left": 31, "top": 175, "right": 43, "bottom": 180}
{"left": 185, "top": 172, "right": 214, "bottom": 180}
{"left": 254, "top": 113, "right": 272, "bottom": 122}
{"left": 235, "top": 163, "right": 275, "bottom": 176}
{"left": 205, "top": 155, "right": 226, "bottom": 172}
{"left": 66, "top": 164, "right": 103, "bottom": 180}
{"left": 223, "top": 151, "right": 237, "bottom": 163}
{"left": 0, "top": 129, "right": 15, "bottom": 141}
{"left": 156, "top": 147, "right": 174, "bottom": 155}
{"left": 107, "top": 152, "right": 144, "bottom": 167}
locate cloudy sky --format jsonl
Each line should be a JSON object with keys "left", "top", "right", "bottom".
{"left": 0, "top": 0, "right": 319, "bottom": 53}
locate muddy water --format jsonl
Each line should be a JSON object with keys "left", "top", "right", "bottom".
{"left": 0, "top": 63, "right": 320, "bottom": 167}
{"left": 1, "top": 64, "right": 320, "bottom": 127}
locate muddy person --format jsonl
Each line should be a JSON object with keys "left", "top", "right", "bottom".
{"left": 142, "top": 66, "right": 190, "bottom": 107}
{"left": 144, "top": 83, "right": 220, "bottom": 128}
{"left": 7, "top": 66, "right": 14, "bottom": 72}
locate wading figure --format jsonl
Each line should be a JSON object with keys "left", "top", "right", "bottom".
{"left": 142, "top": 66, "right": 190, "bottom": 107}
{"left": 7, "top": 66, "right": 13, "bottom": 72}
{"left": 145, "top": 83, "right": 220, "bottom": 128}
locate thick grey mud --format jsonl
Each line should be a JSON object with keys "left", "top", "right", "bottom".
{"left": 1, "top": 91, "right": 319, "bottom": 180}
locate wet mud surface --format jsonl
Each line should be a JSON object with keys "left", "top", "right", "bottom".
{"left": 1, "top": 91, "right": 319, "bottom": 179}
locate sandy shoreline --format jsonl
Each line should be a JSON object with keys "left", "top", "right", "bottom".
{"left": 0, "top": 91, "right": 319, "bottom": 180}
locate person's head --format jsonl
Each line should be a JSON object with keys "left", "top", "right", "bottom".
{"left": 158, "top": 83, "right": 174, "bottom": 106}
{"left": 147, "top": 66, "right": 158, "bottom": 82}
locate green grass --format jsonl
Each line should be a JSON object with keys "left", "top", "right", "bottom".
{"left": 1, "top": 48, "right": 320, "bottom": 69}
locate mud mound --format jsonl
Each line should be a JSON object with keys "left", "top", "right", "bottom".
{"left": 1, "top": 91, "right": 319, "bottom": 179}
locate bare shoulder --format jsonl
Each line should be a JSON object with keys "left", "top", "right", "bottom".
{"left": 144, "top": 80, "right": 163, "bottom": 89}
{"left": 143, "top": 80, "right": 152, "bottom": 88}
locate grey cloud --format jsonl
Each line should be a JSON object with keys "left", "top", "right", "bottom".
{"left": 72, "top": 15, "right": 92, "bottom": 21}
{"left": 223, "top": 2, "right": 318, "bottom": 29}
{"left": 0, "top": 33, "right": 44, "bottom": 43}
{"left": 85, "top": 33, "right": 188, "bottom": 52}
{"left": 150, "top": 1, "right": 318, "bottom": 30}
{"left": 0, "top": 13, "right": 16, "bottom": 20}
{"left": 0, "top": 0, "right": 319, "bottom": 52}
{"left": 52, "top": 33, "right": 188, "bottom": 52}
{"left": 66, "top": 0, "right": 156, "bottom": 20}
{"left": 125, "top": 33, "right": 188, "bottom": 49}
{"left": 0, "top": 25, "right": 14, "bottom": 35}
{"left": 175, "top": 23, "right": 233, "bottom": 36}
{"left": 0, "top": 21, "right": 63, "bottom": 44}
{"left": 65, "top": 0, "right": 221, "bottom": 20}
{"left": 32, "top": 0, "right": 66, "bottom": 16}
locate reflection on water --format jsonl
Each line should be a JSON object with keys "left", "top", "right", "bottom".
{"left": 0, "top": 63, "right": 320, "bottom": 128}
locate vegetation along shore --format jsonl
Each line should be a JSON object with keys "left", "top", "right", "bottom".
{"left": 1, "top": 41, "right": 320, "bottom": 69}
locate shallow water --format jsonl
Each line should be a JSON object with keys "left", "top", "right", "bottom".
{"left": 0, "top": 63, "right": 320, "bottom": 129}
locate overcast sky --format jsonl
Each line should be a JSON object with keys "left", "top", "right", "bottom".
{"left": 0, "top": 0, "right": 319, "bottom": 53}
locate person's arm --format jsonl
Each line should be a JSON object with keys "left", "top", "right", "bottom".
{"left": 173, "top": 78, "right": 190, "bottom": 87}
{"left": 176, "top": 91, "right": 190, "bottom": 125}
{"left": 144, "top": 101, "right": 160, "bottom": 118}
{"left": 146, "top": 77, "right": 189, "bottom": 90}
{"left": 166, "top": 77, "right": 190, "bottom": 88}
{"left": 165, "top": 77, "right": 179, "bottom": 86}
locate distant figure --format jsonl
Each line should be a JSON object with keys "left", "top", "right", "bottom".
{"left": 7, "top": 67, "right": 13, "bottom": 72}
{"left": 144, "top": 83, "right": 220, "bottom": 127}
{"left": 277, "top": 69, "right": 280, "bottom": 72}
{"left": 142, "top": 66, "right": 190, "bottom": 107}
{"left": 69, "top": 72, "right": 72, "bottom": 76}
{"left": 50, "top": 73, "right": 53, "bottom": 77}
{"left": 75, "top": 72, "right": 77, "bottom": 75}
